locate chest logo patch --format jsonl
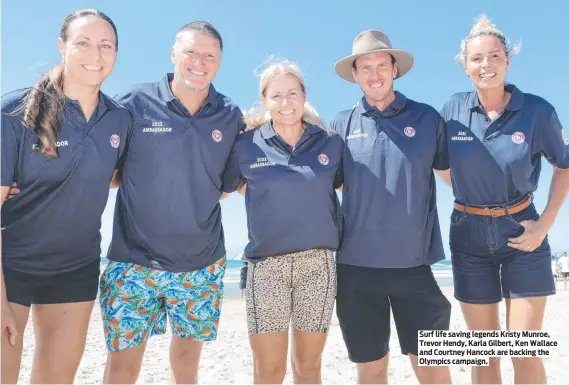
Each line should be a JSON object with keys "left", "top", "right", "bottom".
{"left": 404, "top": 127, "right": 416, "bottom": 137}
{"left": 110, "top": 134, "right": 120, "bottom": 149}
{"left": 212, "top": 130, "right": 223, "bottom": 143}
{"left": 318, "top": 154, "right": 329, "bottom": 166}
{"left": 562, "top": 129, "right": 569, "bottom": 146}
{"left": 511, "top": 132, "right": 525, "bottom": 145}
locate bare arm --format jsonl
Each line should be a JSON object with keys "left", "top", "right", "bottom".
{"left": 110, "top": 170, "right": 121, "bottom": 188}
{"left": 1, "top": 186, "right": 20, "bottom": 346}
{"left": 537, "top": 166, "right": 569, "bottom": 231}
{"left": 236, "top": 181, "right": 247, "bottom": 197}
{"left": 509, "top": 166, "right": 569, "bottom": 251}
{"left": 435, "top": 169, "right": 452, "bottom": 188}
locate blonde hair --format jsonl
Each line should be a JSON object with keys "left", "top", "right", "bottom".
{"left": 243, "top": 57, "right": 331, "bottom": 134}
{"left": 456, "top": 14, "right": 521, "bottom": 64}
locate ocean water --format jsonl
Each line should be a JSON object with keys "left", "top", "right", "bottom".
{"left": 100, "top": 258, "right": 453, "bottom": 298}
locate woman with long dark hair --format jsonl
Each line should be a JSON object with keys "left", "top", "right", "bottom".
{"left": 1, "top": 9, "right": 131, "bottom": 383}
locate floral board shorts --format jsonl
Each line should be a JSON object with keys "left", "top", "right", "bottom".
{"left": 99, "top": 258, "right": 225, "bottom": 351}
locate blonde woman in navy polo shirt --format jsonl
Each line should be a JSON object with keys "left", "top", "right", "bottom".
{"left": 223, "top": 59, "right": 343, "bottom": 384}
{"left": 440, "top": 15, "right": 569, "bottom": 384}
{"left": 1, "top": 9, "right": 130, "bottom": 383}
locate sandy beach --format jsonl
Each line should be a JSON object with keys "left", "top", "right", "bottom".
{"left": 17, "top": 282, "right": 569, "bottom": 384}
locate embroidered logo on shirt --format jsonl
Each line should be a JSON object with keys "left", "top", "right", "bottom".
{"left": 451, "top": 131, "right": 474, "bottom": 141}
{"left": 511, "top": 132, "right": 525, "bottom": 145}
{"left": 142, "top": 121, "right": 172, "bottom": 133}
{"left": 212, "top": 130, "right": 223, "bottom": 143}
{"left": 318, "top": 154, "right": 329, "bottom": 166}
{"left": 346, "top": 129, "right": 368, "bottom": 140}
{"left": 250, "top": 157, "right": 276, "bottom": 169}
{"left": 562, "top": 129, "right": 569, "bottom": 146}
{"left": 110, "top": 134, "right": 120, "bottom": 149}
{"left": 404, "top": 127, "right": 416, "bottom": 137}
{"left": 32, "top": 141, "right": 68, "bottom": 150}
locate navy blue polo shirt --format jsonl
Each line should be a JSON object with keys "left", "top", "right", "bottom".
{"left": 222, "top": 122, "right": 344, "bottom": 261}
{"left": 332, "top": 92, "right": 448, "bottom": 268}
{"left": 108, "top": 74, "right": 244, "bottom": 272}
{"left": 441, "top": 84, "right": 569, "bottom": 206}
{"left": 1, "top": 89, "right": 132, "bottom": 275}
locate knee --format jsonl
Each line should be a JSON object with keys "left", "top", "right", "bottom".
{"left": 254, "top": 360, "right": 286, "bottom": 382}
{"left": 472, "top": 356, "right": 500, "bottom": 373}
{"left": 414, "top": 365, "right": 451, "bottom": 384}
{"left": 291, "top": 355, "right": 321, "bottom": 378}
{"left": 358, "top": 356, "right": 389, "bottom": 378}
{"left": 105, "top": 356, "right": 140, "bottom": 384}
{"left": 511, "top": 356, "right": 542, "bottom": 369}
{"left": 32, "top": 351, "right": 81, "bottom": 383}
{"left": 169, "top": 340, "right": 202, "bottom": 371}
{"left": 170, "top": 348, "right": 199, "bottom": 365}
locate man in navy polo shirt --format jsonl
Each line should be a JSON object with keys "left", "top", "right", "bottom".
{"left": 99, "top": 22, "right": 244, "bottom": 384}
{"left": 331, "top": 30, "right": 451, "bottom": 384}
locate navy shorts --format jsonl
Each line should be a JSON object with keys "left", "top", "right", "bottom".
{"left": 336, "top": 264, "right": 451, "bottom": 363}
{"left": 3, "top": 259, "right": 100, "bottom": 307}
{"left": 450, "top": 203, "right": 555, "bottom": 304}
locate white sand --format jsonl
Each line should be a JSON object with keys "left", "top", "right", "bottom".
{"left": 18, "top": 283, "right": 569, "bottom": 384}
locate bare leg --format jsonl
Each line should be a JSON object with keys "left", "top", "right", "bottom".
{"left": 460, "top": 302, "right": 502, "bottom": 384}
{"left": 104, "top": 342, "right": 147, "bottom": 384}
{"left": 1, "top": 303, "right": 30, "bottom": 384}
{"left": 506, "top": 297, "right": 547, "bottom": 384}
{"left": 249, "top": 332, "right": 288, "bottom": 384}
{"left": 169, "top": 336, "right": 203, "bottom": 384}
{"left": 290, "top": 329, "right": 328, "bottom": 384}
{"left": 356, "top": 354, "right": 389, "bottom": 384}
{"left": 30, "top": 301, "right": 94, "bottom": 384}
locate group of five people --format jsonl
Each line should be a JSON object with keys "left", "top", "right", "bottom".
{"left": 1, "top": 8, "right": 568, "bottom": 385}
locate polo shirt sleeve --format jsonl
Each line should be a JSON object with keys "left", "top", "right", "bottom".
{"left": 113, "top": 89, "right": 133, "bottom": 107}
{"left": 329, "top": 116, "right": 345, "bottom": 138}
{"left": 222, "top": 141, "right": 244, "bottom": 193}
{"left": 439, "top": 100, "right": 451, "bottom": 123}
{"left": 433, "top": 114, "right": 449, "bottom": 170}
{"left": 536, "top": 107, "right": 569, "bottom": 169}
{"left": 329, "top": 119, "right": 338, "bottom": 134}
{"left": 238, "top": 115, "right": 247, "bottom": 134}
{"left": 115, "top": 110, "right": 135, "bottom": 171}
{"left": 1, "top": 115, "right": 22, "bottom": 187}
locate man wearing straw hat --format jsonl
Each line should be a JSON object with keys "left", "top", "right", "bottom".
{"left": 331, "top": 30, "right": 452, "bottom": 384}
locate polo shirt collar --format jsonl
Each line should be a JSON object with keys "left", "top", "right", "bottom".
{"left": 63, "top": 92, "right": 108, "bottom": 120}
{"left": 157, "top": 73, "right": 219, "bottom": 109}
{"left": 468, "top": 83, "right": 524, "bottom": 112}
{"left": 357, "top": 91, "right": 408, "bottom": 117}
{"left": 259, "top": 120, "right": 322, "bottom": 140}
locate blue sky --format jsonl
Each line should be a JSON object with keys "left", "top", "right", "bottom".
{"left": 2, "top": 0, "right": 568, "bottom": 258}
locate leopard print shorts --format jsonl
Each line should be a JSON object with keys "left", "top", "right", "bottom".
{"left": 246, "top": 249, "right": 336, "bottom": 334}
